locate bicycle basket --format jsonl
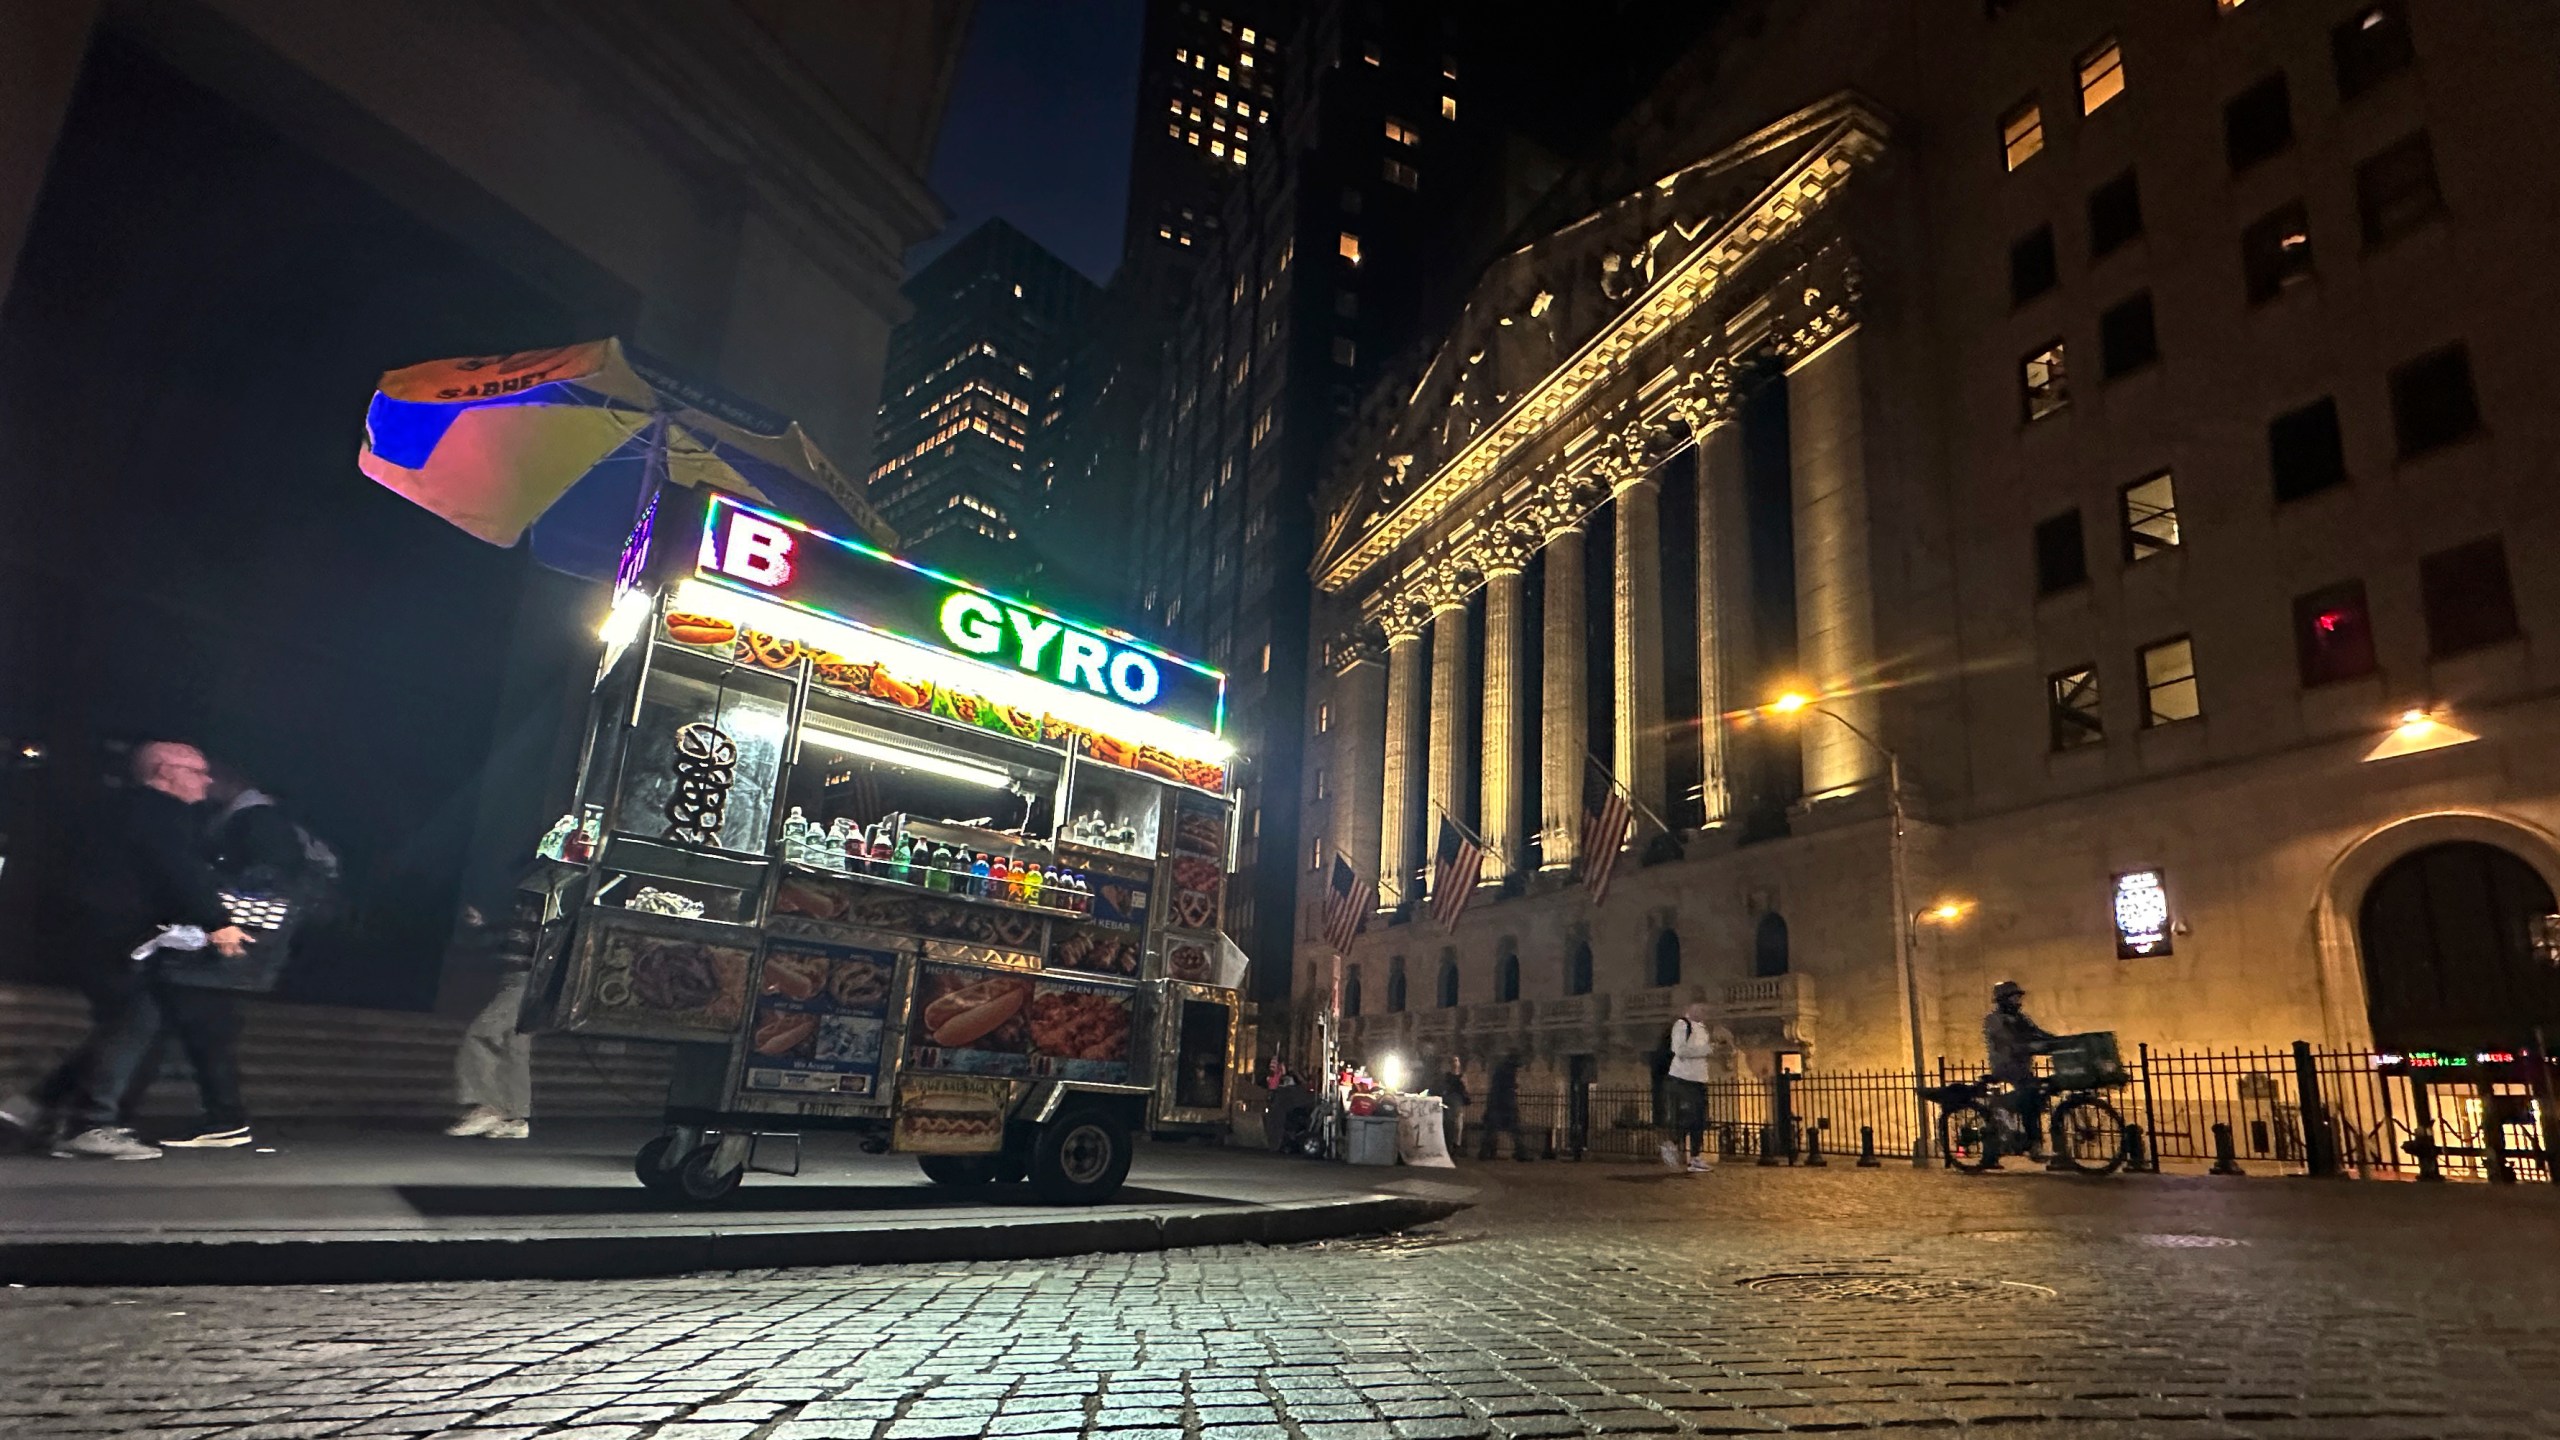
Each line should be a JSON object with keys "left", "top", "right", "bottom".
{"left": 2048, "top": 1031, "right": 2128, "bottom": 1088}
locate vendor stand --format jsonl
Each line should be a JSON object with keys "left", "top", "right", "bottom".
{"left": 511, "top": 493, "right": 1249, "bottom": 1204}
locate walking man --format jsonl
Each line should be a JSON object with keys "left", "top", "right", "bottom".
{"left": 446, "top": 893, "right": 540, "bottom": 1139}
{"left": 1435, "top": 1056, "right": 1471, "bottom": 1159}
{"left": 1476, "top": 1054, "right": 1534, "bottom": 1161}
{"left": 1660, "top": 1000, "right": 1715, "bottom": 1173}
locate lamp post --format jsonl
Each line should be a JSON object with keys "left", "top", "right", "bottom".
{"left": 1769, "top": 692, "right": 1932, "bottom": 1165}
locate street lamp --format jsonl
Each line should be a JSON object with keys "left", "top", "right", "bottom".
{"left": 1766, "top": 689, "right": 1932, "bottom": 1166}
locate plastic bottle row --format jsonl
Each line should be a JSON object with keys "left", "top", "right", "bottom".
{"left": 781, "top": 807, "right": 1092, "bottom": 913}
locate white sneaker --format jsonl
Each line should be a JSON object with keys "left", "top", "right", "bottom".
{"left": 482, "top": 1118, "right": 529, "bottom": 1140}
{"left": 1686, "top": 1155, "right": 1714, "bottom": 1172}
{"left": 445, "top": 1106, "right": 507, "bottom": 1138}
{"left": 1658, "top": 1141, "right": 1684, "bottom": 1172}
{"left": 51, "top": 1126, "right": 162, "bottom": 1161}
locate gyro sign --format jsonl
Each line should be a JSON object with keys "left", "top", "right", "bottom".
{"left": 695, "top": 495, "right": 1224, "bottom": 735}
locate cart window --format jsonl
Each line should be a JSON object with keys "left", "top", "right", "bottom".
{"left": 1064, "top": 764, "right": 1165, "bottom": 860}
{"left": 618, "top": 657, "right": 795, "bottom": 856}
{"left": 1175, "top": 997, "right": 1233, "bottom": 1110}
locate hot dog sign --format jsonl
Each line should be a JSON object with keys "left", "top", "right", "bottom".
{"left": 694, "top": 496, "right": 1225, "bottom": 737}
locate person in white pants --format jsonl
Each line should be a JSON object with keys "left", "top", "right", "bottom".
{"left": 1660, "top": 1002, "right": 1717, "bottom": 1173}
{"left": 447, "top": 900, "right": 537, "bottom": 1139}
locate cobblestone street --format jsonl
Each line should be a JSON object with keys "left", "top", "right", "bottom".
{"left": 7, "top": 1160, "right": 2558, "bottom": 1440}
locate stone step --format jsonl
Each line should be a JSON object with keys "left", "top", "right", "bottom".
{"left": 0, "top": 983, "right": 675, "bottom": 1120}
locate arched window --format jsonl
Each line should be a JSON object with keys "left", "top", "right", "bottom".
{"left": 1651, "top": 929, "right": 1682, "bottom": 987}
{"left": 1437, "top": 951, "right": 1460, "bottom": 1008}
{"left": 1386, "top": 956, "right": 1407, "bottom": 1012}
{"left": 1344, "top": 965, "right": 1363, "bottom": 1017}
{"left": 1495, "top": 950, "right": 1520, "bottom": 1002}
{"left": 1754, "top": 912, "right": 1790, "bottom": 978}
{"left": 1567, "top": 941, "right": 1594, "bottom": 996}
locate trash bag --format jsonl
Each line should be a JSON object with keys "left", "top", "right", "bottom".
{"left": 1398, "top": 1095, "right": 1454, "bottom": 1168}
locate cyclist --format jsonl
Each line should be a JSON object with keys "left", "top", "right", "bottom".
{"left": 1983, "top": 980, "right": 2058, "bottom": 1162}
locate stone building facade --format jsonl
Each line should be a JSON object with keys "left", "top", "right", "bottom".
{"left": 1295, "top": 0, "right": 2560, "bottom": 1089}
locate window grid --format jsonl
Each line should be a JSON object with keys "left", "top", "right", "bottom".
{"left": 2140, "top": 637, "right": 2201, "bottom": 726}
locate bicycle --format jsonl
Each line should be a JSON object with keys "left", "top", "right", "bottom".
{"left": 1924, "top": 1031, "right": 2133, "bottom": 1177}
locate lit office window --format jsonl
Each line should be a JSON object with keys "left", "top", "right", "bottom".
{"left": 2078, "top": 38, "right": 2126, "bottom": 114}
{"left": 2000, "top": 99, "right": 2045, "bottom": 170}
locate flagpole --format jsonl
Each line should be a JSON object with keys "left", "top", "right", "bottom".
{"left": 1583, "top": 750, "right": 1675, "bottom": 837}
{"left": 1424, "top": 800, "right": 1491, "bottom": 850}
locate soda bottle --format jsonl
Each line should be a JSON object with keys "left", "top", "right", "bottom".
{"left": 902, "top": 835, "right": 927, "bottom": 883}
{"left": 870, "top": 825, "right": 896, "bottom": 875}
{"left": 927, "top": 843, "right": 955, "bottom": 891}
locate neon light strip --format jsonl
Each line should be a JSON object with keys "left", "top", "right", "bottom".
{"left": 671, "top": 578, "right": 1235, "bottom": 764}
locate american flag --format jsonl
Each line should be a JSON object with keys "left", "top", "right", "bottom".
{"left": 1429, "top": 815, "right": 1485, "bottom": 931}
{"left": 1580, "top": 787, "right": 1635, "bottom": 908}
{"left": 1321, "top": 854, "right": 1375, "bottom": 958}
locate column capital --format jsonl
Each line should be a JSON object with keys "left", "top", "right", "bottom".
{"left": 1471, "top": 524, "right": 1537, "bottom": 579}
{"left": 1324, "top": 632, "right": 1386, "bottom": 675}
{"left": 1523, "top": 469, "right": 1599, "bottom": 539}
{"left": 1369, "top": 590, "right": 1432, "bottom": 644}
{"left": 1667, "top": 355, "right": 1742, "bottom": 431}
{"left": 1415, "top": 561, "right": 1474, "bottom": 615}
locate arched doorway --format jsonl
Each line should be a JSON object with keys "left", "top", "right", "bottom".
{"left": 2357, "top": 841, "right": 2560, "bottom": 1052}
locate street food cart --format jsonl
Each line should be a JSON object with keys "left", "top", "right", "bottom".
{"left": 514, "top": 491, "right": 1249, "bottom": 1204}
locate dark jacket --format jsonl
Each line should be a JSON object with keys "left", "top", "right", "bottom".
{"left": 81, "top": 787, "right": 230, "bottom": 947}
{"left": 1985, "top": 1006, "right": 2056, "bottom": 1083}
{"left": 1437, "top": 1069, "right": 1471, "bottom": 1109}
{"left": 1483, "top": 1061, "right": 1521, "bottom": 1124}
{"left": 210, "top": 794, "right": 308, "bottom": 876}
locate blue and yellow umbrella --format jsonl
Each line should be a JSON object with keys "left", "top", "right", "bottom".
{"left": 358, "top": 338, "right": 893, "bottom": 578}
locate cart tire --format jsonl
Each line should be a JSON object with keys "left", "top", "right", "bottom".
{"left": 634, "top": 1135, "right": 684, "bottom": 1195}
{"left": 2049, "top": 1094, "right": 2129, "bottom": 1176}
{"left": 918, "top": 1154, "right": 1005, "bottom": 1187}
{"left": 1028, "top": 1106, "right": 1133, "bottom": 1205}
{"left": 1941, "top": 1101, "right": 2003, "bottom": 1174}
{"left": 675, "top": 1146, "right": 744, "bottom": 1203}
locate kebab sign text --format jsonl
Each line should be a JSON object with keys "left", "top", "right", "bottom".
{"left": 699, "top": 497, "right": 1224, "bottom": 736}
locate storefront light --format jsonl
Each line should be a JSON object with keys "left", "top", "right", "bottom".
{"left": 798, "top": 725, "right": 1011, "bottom": 789}
{"left": 2362, "top": 706, "right": 2479, "bottom": 762}
{"left": 669, "top": 579, "right": 1237, "bottom": 766}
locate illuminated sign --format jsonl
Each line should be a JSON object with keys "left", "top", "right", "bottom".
{"left": 695, "top": 496, "right": 1223, "bottom": 735}
{"left": 2112, "top": 869, "right": 2172, "bottom": 959}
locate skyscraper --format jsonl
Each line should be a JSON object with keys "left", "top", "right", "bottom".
{"left": 869, "top": 219, "right": 1096, "bottom": 585}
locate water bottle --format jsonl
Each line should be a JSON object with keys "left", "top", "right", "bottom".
{"left": 829, "top": 817, "right": 857, "bottom": 872}
{"left": 782, "top": 807, "right": 810, "bottom": 864}
{"left": 536, "top": 813, "right": 574, "bottom": 861}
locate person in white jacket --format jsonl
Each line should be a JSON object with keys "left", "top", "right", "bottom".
{"left": 1661, "top": 1002, "right": 1716, "bottom": 1173}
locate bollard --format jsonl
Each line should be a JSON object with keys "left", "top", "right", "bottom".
{"left": 1804, "top": 1122, "right": 1827, "bottom": 1167}
{"left": 1857, "top": 1124, "right": 1880, "bottom": 1168}
{"left": 2123, "top": 1122, "right": 2148, "bottom": 1173}
{"left": 1757, "top": 1124, "right": 1781, "bottom": 1166}
{"left": 2209, "top": 1121, "right": 2243, "bottom": 1175}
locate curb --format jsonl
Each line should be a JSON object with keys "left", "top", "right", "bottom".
{"left": 0, "top": 1193, "right": 1471, "bottom": 1287}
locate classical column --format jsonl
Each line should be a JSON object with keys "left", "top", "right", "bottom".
{"left": 1477, "top": 534, "right": 1530, "bottom": 881}
{"left": 1376, "top": 605, "right": 1427, "bottom": 909}
{"left": 1538, "top": 522, "right": 1587, "bottom": 869}
{"left": 1787, "top": 325, "right": 1882, "bottom": 797}
{"left": 1424, "top": 585, "right": 1470, "bottom": 892}
{"left": 1328, "top": 640, "right": 1387, "bottom": 894}
{"left": 0, "top": 1, "right": 101, "bottom": 304}
{"left": 1693, "top": 411, "right": 1744, "bottom": 824}
{"left": 1612, "top": 470, "right": 1668, "bottom": 830}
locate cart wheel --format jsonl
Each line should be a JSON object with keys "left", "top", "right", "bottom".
{"left": 2049, "top": 1094, "right": 2129, "bottom": 1176}
{"left": 1028, "top": 1106, "right": 1133, "bottom": 1205}
{"left": 918, "top": 1154, "right": 1005, "bottom": 1187}
{"left": 1941, "top": 1101, "right": 2003, "bottom": 1174}
{"left": 634, "top": 1135, "right": 684, "bottom": 1195}
{"left": 675, "top": 1146, "right": 744, "bottom": 1203}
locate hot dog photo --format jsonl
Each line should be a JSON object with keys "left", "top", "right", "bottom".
{"left": 906, "top": 962, "right": 1035, "bottom": 1074}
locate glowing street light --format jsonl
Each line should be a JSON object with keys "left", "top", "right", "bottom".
{"left": 1919, "top": 898, "right": 1974, "bottom": 926}
{"left": 2363, "top": 706, "right": 2479, "bottom": 763}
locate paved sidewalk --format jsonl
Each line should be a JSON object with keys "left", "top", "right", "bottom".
{"left": 0, "top": 1121, "right": 1470, "bottom": 1285}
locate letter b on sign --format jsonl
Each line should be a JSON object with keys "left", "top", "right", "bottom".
{"left": 721, "top": 513, "right": 796, "bottom": 588}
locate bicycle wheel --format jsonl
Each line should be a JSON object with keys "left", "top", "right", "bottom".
{"left": 2049, "top": 1093, "right": 2127, "bottom": 1176}
{"left": 1941, "top": 1100, "right": 2003, "bottom": 1173}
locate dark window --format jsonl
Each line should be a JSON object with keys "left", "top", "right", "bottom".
{"left": 2100, "top": 292, "right": 2159, "bottom": 378}
{"left": 1495, "top": 952, "right": 1519, "bottom": 1003}
{"left": 2390, "top": 344, "right": 2481, "bottom": 458}
{"left": 2049, "top": 666, "right": 2104, "bottom": 751}
{"left": 2022, "top": 340, "right": 2069, "bottom": 421}
{"left": 2419, "top": 537, "right": 2521, "bottom": 658}
{"left": 2294, "top": 580, "right": 2379, "bottom": 687}
{"left": 1752, "top": 913, "right": 1789, "bottom": 978}
{"left": 2357, "top": 132, "right": 2444, "bottom": 247}
{"left": 2332, "top": 3, "right": 2415, "bottom": 100}
{"left": 1344, "top": 967, "right": 1363, "bottom": 1016}
{"left": 2088, "top": 169, "right": 2144, "bottom": 257}
{"left": 2120, "top": 471, "right": 2181, "bottom": 562}
{"left": 2224, "top": 73, "right": 2293, "bottom": 172}
{"left": 1650, "top": 931, "right": 1681, "bottom": 988}
{"left": 2035, "top": 510, "right": 2088, "bottom": 595}
{"left": 2241, "top": 201, "right": 2316, "bottom": 303}
{"left": 1436, "top": 955, "right": 1459, "bottom": 1008}
{"left": 2009, "top": 224, "right": 2058, "bottom": 305}
{"left": 1566, "top": 942, "right": 1593, "bottom": 996}
{"left": 2269, "top": 397, "right": 2347, "bottom": 501}
{"left": 1386, "top": 957, "right": 1406, "bottom": 1012}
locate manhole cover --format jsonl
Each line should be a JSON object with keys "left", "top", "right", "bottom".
{"left": 2128, "top": 1232, "right": 2243, "bottom": 1248}
{"left": 1739, "top": 1271, "right": 2053, "bottom": 1303}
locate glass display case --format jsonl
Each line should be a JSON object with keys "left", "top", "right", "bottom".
{"left": 1058, "top": 761, "right": 1162, "bottom": 862}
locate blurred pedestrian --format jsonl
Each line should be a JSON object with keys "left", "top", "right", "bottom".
{"left": 446, "top": 892, "right": 540, "bottom": 1139}
{"left": 4, "top": 742, "right": 248, "bottom": 1160}
{"left": 1661, "top": 1001, "right": 1715, "bottom": 1174}
{"left": 1476, "top": 1054, "right": 1533, "bottom": 1161}
{"left": 1434, "top": 1056, "right": 1470, "bottom": 1158}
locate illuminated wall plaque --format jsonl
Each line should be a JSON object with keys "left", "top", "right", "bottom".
{"left": 694, "top": 495, "right": 1225, "bottom": 735}
{"left": 2112, "top": 869, "right": 2172, "bottom": 959}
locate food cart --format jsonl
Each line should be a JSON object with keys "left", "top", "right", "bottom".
{"left": 514, "top": 490, "right": 1249, "bottom": 1204}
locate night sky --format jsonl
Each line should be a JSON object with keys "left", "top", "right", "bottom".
{"left": 909, "top": 0, "right": 1145, "bottom": 285}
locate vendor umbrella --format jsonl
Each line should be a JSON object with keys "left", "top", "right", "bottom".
{"left": 358, "top": 338, "right": 894, "bottom": 579}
